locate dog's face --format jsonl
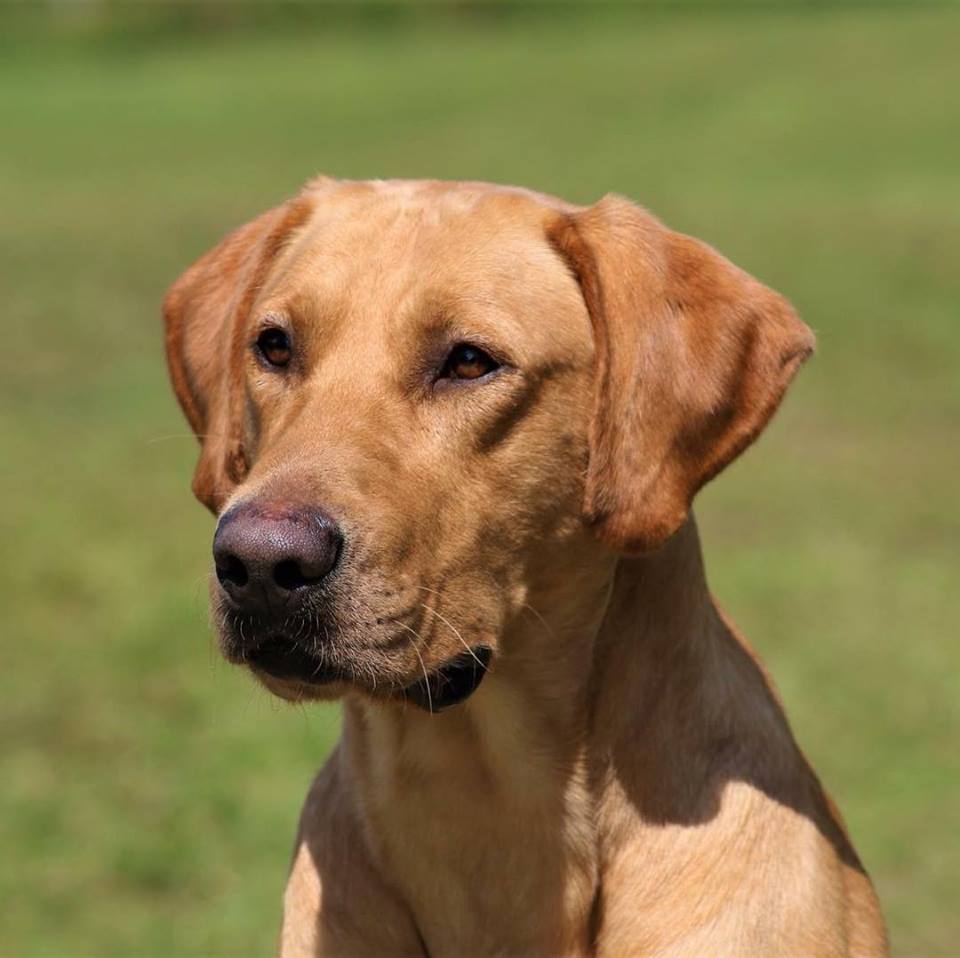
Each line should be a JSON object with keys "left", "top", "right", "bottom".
{"left": 164, "top": 178, "right": 813, "bottom": 708}
{"left": 195, "top": 183, "right": 599, "bottom": 705}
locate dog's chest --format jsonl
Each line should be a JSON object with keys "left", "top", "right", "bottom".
{"left": 355, "top": 710, "right": 599, "bottom": 954}
{"left": 373, "top": 777, "right": 596, "bottom": 954}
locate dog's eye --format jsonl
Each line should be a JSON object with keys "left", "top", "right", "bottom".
{"left": 439, "top": 343, "right": 500, "bottom": 381}
{"left": 256, "top": 328, "right": 292, "bottom": 368}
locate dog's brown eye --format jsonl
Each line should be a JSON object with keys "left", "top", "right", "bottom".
{"left": 256, "top": 328, "right": 292, "bottom": 367}
{"left": 440, "top": 344, "right": 500, "bottom": 381}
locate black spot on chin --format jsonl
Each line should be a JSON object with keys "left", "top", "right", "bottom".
{"left": 403, "top": 646, "right": 493, "bottom": 713}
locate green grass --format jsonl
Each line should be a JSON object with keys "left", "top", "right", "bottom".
{"left": 2, "top": 6, "right": 958, "bottom": 955}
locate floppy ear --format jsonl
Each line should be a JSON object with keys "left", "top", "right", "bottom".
{"left": 162, "top": 194, "right": 315, "bottom": 513}
{"left": 549, "top": 195, "right": 814, "bottom": 554}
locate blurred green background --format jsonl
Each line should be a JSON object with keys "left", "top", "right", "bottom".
{"left": 2, "top": 3, "right": 957, "bottom": 955}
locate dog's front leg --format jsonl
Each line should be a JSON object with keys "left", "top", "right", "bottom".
{"left": 280, "top": 752, "right": 425, "bottom": 957}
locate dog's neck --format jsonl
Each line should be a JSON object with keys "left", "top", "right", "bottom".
{"left": 340, "top": 517, "right": 721, "bottom": 870}
{"left": 334, "top": 518, "right": 732, "bottom": 947}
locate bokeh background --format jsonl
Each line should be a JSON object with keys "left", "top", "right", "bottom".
{"left": 2, "top": 2, "right": 957, "bottom": 954}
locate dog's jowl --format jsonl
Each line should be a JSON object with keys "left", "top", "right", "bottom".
{"left": 164, "top": 177, "right": 887, "bottom": 957}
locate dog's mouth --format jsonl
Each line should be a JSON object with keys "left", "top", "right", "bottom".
{"left": 247, "top": 636, "right": 341, "bottom": 685}
{"left": 400, "top": 646, "right": 493, "bottom": 713}
{"left": 245, "top": 634, "right": 492, "bottom": 712}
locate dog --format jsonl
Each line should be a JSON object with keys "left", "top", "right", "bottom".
{"left": 163, "top": 177, "right": 887, "bottom": 956}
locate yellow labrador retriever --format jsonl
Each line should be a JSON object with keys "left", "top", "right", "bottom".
{"left": 164, "top": 177, "right": 887, "bottom": 956}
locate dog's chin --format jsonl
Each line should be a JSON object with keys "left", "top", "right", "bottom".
{"left": 229, "top": 634, "right": 348, "bottom": 702}
{"left": 251, "top": 648, "right": 494, "bottom": 711}
{"left": 221, "top": 625, "right": 494, "bottom": 711}
{"left": 253, "top": 669, "right": 350, "bottom": 703}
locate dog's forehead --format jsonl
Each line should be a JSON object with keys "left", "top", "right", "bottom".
{"left": 259, "top": 179, "right": 585, "bottom": 337}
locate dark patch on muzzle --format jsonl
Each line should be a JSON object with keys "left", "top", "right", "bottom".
{"left": 403, "top": 646, "right": 493, "bottom": 713}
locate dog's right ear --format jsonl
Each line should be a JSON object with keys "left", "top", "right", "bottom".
{"left": 162, "top": 195, "right": 316, "bottom": 513}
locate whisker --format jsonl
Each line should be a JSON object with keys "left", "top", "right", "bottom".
{"left": 410, "top": 643, "right": 432, "bottom": 712}
{"left": 393, "top": 620, "right": 433, "bottom": 710}
{"left": 520, "top": 601, "right": 557, "bottom": 641}
{"left": 416, "top": 593, "right": 485, "bottom": 670}
{"left": 394, "top": 620, "right": 427, "bottom": 653}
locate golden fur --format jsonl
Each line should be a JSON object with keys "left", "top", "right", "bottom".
{"left": 164, "top": 177, "right": 887, "bottom": 956}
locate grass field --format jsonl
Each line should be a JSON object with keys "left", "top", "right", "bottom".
{"left": 2, "top": 5, "right": 958, "bottom": 955}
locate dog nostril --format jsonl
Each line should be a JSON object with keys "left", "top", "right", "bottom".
{"left": 273, "top": 559, "right": 320, "bottom": 591}
{"left": 216, "top": 553, "right": 249, "bottom": 589}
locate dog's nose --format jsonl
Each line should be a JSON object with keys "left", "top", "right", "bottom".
{"left": 212, "top": 503, "right": 342, "bottom": 613}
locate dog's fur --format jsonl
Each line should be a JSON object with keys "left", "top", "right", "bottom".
{"left": 164, "top": 177, "right": 887, "bottom": 956}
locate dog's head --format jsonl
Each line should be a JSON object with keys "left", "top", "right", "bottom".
{"left": 164, "top": 178, "right": 812, "bottom": 709}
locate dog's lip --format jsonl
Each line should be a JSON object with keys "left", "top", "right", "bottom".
{"left": 242, "top": 635, "right": 493, "bottom": 707}
{"left": 246, "top": 636, "right": 339, "bottom": 685}
{"left": 401, "top": 646, "right": 493, "bottom": 714}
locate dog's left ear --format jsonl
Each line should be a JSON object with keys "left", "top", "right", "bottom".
{"left": 549, "top": 195, "right": 814, "bottom": 554}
